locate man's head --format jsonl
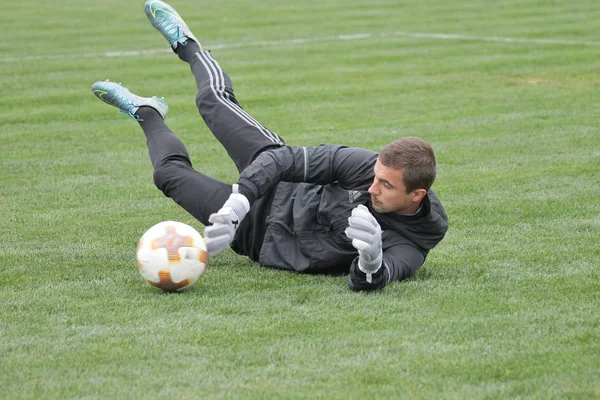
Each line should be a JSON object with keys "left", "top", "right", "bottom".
{"left": 368, "top": 137, "right": 437, "bottom": 214}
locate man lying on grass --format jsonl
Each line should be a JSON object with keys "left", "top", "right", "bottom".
{"left": 92, "top": 0, "right": 448, "bottom": 291}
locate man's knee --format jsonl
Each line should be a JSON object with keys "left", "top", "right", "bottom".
{"left": 152, "top": 160, "right": 187, "bottom": 196}
{"left": 152, "top": 164, "right": 171, "bottom": 195}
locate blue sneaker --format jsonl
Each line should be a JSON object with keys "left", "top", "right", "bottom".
{"left": 144, "top": 0, "right": 200, "bottom": 52}
{"left": 91, "top": 80, "right": 168, "bottom": 120}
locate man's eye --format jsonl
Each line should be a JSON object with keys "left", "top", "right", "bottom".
{"left": 383, "top": 183, "right": 392, "bottom": 189}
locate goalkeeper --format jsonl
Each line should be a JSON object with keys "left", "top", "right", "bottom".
{"left": 91, "top": 0, "right": 448, "bottom": 291}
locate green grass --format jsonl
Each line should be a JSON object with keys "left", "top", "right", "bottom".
{"left": 1, "top": 0, "right": 599, "bottom": 398}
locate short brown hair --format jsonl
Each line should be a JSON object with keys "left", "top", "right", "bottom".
{"left": 378, "top": 137, "right": 437, "bottom": 193}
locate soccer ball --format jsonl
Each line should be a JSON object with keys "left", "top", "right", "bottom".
{"left": 136, "top": 221, "right": 208, "bottom": 292}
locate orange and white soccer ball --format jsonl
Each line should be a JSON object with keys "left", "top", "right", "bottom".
{"left": 136, "top": 221, "right": 208, "bottom": 292}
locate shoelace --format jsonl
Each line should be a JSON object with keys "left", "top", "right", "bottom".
{"left": 119, "top": 109, "right": 141, "bottom": 121}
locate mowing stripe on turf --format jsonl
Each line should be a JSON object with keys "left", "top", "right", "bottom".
{"left": 2, "top": 31, "right": 599, "bottom": 63}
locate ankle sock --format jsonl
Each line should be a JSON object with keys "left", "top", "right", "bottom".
{"left": 177, "top": 40, "right": 202, "bottom": 64}
{"left": 135, "top": 106, "right": 167, "bottom": 133}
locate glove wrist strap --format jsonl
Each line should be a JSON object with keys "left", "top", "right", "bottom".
{"left": 358, "top": 250, "right": 382, "bottom": 274}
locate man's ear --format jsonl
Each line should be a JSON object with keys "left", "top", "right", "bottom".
{"left": 411, "top": 189, "right": 427, "bottom": 203}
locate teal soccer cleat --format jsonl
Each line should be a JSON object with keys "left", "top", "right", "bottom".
{"left": 144, "top": 0, "right": 200, "bottom": 52}
{"left": 91, "top": 80, "right": 168, "bottom": 120}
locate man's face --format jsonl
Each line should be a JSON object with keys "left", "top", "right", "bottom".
{"left": 368, "top": 159, "right": 424, "bottom": 214}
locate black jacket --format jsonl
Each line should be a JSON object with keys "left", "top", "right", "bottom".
{"left": 236, "top": 144, "right": 448, "bottom": 285}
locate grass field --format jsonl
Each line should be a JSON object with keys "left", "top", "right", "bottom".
{"left": 1, "top": 0, "right": 599, "bottom": 398}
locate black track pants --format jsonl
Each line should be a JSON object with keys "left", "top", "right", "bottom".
{"left": 140, "top": 46, "right": 285, "bottom": 260}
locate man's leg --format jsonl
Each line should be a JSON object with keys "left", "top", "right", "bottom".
{"left": 140, "top": 1, "right": 279, "bottom": 260}
{"left": 91, "top": 80, "right": 230, "bottom": 226}
{"left": 135, "top": 107, "right": 231, "bottom": 226}
{"left": 179, "top": 42, "right": 285, "bottom": 172}
{"left": 144, "top": 0, "right": 285, "bottom": 173}
{"left": 138, "top": 106, "right": 269, "bottom": 260}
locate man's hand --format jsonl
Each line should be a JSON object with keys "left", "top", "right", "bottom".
{"left": 344, "top": 204, "right": 383, "bottom": 283}
{"left": 347, "top": 262, "right": 389, "bottom": 291}
{"left": 204, "top": 185, "right": 250, "bottom": 258}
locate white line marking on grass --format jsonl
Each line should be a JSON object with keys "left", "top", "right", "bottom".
{"left": 387, "top": 31, "right": 600, "bottom": 46}
{"left": 2, "top": 31, "right": 599, "bottom": 63}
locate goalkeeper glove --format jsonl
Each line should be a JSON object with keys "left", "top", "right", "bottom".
{"left": 203, "top": 185, "right": 250, "bottom": 258}
{"left": 344, "top": 204, "right": 383, "bottom": 283}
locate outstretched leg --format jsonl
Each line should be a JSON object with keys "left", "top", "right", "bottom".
{"left": 136, "top": 107, "right": 232, "bottom": 226}
{"left": 179, "top": 42, "right": 285, "bottom": 172}
{"left": 137, "top": 106, "right": 271, "bottom": 260}
{"left": 144, "top": 0, "right": 285, "bottom": 172}
{"left": 91, "top": 80, "right": 230, "bottom": 226}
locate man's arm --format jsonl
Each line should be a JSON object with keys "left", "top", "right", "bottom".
{"left": 344, "top": 205, "right": 427, "bottom": 291}
{"left": 347, "top": 243, "right": 426, "bottom": 291}
{"left": 203, "top": 145, "right": 376, "bottom": 258}
{"left": 236, "top": 145, "right": 377, "bottom": 204}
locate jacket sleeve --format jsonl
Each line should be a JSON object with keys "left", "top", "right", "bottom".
{"left": 348, "top": 243, "right": 426, "bottom": 291}
{"left": 236, "top": 145, "right": 377, "bottom": 204}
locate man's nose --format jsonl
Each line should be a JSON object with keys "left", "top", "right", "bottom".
{"left": 368, "top": 182, "right": 378, "bottom": 195}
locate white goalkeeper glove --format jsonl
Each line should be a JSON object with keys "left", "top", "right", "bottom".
{"left": 203, "top": 185, "right": 250, "bottom": 258}
{"left": 344, "top": 204, "right": 383, "bottom": 283}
